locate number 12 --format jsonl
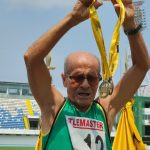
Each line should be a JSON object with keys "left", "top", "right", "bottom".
{"left": 84, "top": 134, "right": 104, "bottom": 150}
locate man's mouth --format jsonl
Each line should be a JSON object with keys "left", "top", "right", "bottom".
{"left": 78, "top": 92, "right": 90, "bottom": 97}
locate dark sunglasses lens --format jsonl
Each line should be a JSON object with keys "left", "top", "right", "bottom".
{"left": 74, "top": 75, "right": 85, "bottom": 83}
{"left": 69, "top": 74, "right": 100, "bottom": 85}
{"left": 87, "top": 75, "right": 99, "bottom": 84}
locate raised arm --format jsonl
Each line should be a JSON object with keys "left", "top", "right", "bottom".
{"left": 24, "top": 14, "right": 76, "bottom": 115}
{"left": 24, "top": 0, "right": 102, "bottom": 133}
{"left": 101, "top": 0, "right": 150, "bottom": 131}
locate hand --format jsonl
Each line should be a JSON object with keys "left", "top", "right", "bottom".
{"left": 71, "top": 0, "right": 102, "bottom": 25}
{"left": 111, "top": 0, "right": 136, "bottom": 30}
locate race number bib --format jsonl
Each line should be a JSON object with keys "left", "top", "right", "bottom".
{"left": 66, "top": 116, "right": 106, "bottom": 150}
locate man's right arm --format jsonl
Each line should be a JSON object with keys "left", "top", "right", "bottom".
{"left": 24, "top": 14, "right": 76, "bottom": 133}
{"left": 24, "top": 13, "right": 77, "bottom": 106}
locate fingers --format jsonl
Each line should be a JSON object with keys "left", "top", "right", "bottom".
{"left": 79, "top": 0, "right": 93, "bottom": 7}
{"left": 113, "top": 4, "right": 120, "bottom": 16}
{"left": 111, "top": 0, "right": 117, "bottom": 5}
{"left": 79, "top": 0, "right": 102, "bottom": 8}
{"left": 94, "top": 0, "right": 103, "bottom": 9}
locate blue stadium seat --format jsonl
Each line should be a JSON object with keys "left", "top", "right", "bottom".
{"left": 0, "top": 99, "right": 40, "bottom": 129}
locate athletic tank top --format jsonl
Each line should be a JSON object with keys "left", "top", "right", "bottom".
{"left": 42, "top": 99, "right": 112, "bottom": 150}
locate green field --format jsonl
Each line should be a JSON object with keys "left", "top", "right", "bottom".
{"left": 0, "top": 147, "right": 35, "bottom": 150}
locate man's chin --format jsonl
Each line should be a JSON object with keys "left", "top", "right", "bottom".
{"left": 76, "top": 97, "right": 93, "bottom": 107}
{"left": 76, "top": 94, "right": 93, "bottom": 101}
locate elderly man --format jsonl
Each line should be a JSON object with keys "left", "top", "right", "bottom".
{"left": 24, "top": 0, "right": 149, "bottom": 149}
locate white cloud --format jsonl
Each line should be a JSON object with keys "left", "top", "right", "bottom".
{"left": 8, "top": 0, "right": 74, "bottom": 9}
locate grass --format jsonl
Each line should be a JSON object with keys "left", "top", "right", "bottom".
{"left": 0, "top": 147, "right": 35, "bottom": 150}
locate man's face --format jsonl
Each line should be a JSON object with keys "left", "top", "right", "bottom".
{"left": 62, "top": 53, "right": 100, "bottom": 111}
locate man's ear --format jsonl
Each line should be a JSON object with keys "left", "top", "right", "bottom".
{"left": 61, "top": 73, "right": 67, "bottom": 87}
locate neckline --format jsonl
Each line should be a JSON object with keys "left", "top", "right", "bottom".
{"left": 67, "top": 99, "right": 93, "bottom": 114}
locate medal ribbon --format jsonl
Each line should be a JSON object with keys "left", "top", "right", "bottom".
{"left": 89, "top": 0, "right": 125, "bottom": 81}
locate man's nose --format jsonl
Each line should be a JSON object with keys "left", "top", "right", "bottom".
{"left": 80, "top": 78, "right": 90, "bottom": 88}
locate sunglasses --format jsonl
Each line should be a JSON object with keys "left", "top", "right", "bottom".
{"left": 67, "top": 74, "right": 102, "bottom": 85}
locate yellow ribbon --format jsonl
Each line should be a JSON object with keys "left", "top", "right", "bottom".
{"left": 89, "top": 0, "right": 125, "bottom": 81}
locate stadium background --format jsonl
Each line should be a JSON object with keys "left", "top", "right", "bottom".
{"left": 0, "top": 81, "right": 150, "bottom": 149}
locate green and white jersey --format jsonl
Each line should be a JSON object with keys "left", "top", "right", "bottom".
{"left": 42, "top": 98, "right": 112, "bottom": 150}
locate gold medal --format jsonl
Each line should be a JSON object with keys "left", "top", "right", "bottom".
{"left": 99, "top": 80, "right": 110, "bottom": 98}
{"left": 89, "top": 1, "right": 125, "bottom": 98}
{"left": 99, "top": 79, "right": 114, "bottom": 98}
{"left": 108, "top": 79, "right": 114, "bottom": 95}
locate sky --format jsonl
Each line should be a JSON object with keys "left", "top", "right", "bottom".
{"left": 0, "top": 0, "right": 150, "bottom": 95}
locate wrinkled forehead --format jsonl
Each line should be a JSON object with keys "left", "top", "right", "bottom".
{"left": 64, "top": 53, "right": 100, "bottom": 74}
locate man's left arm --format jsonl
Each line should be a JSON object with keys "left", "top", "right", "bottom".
{"left": 100, "top": 0, "right": 150, "bottom": 131}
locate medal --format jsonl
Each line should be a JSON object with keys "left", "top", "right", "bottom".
{"left": 99, "top": 79, "right": 114, "bottom": 98}
{"left": 89, "top": 1, "right": 125, "bottom": 98}
{"left": 99, "top": 80, "right": 110, "bottom": 98}
{"left": 108, "top": 79, "right": 114, "bottom": 95}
